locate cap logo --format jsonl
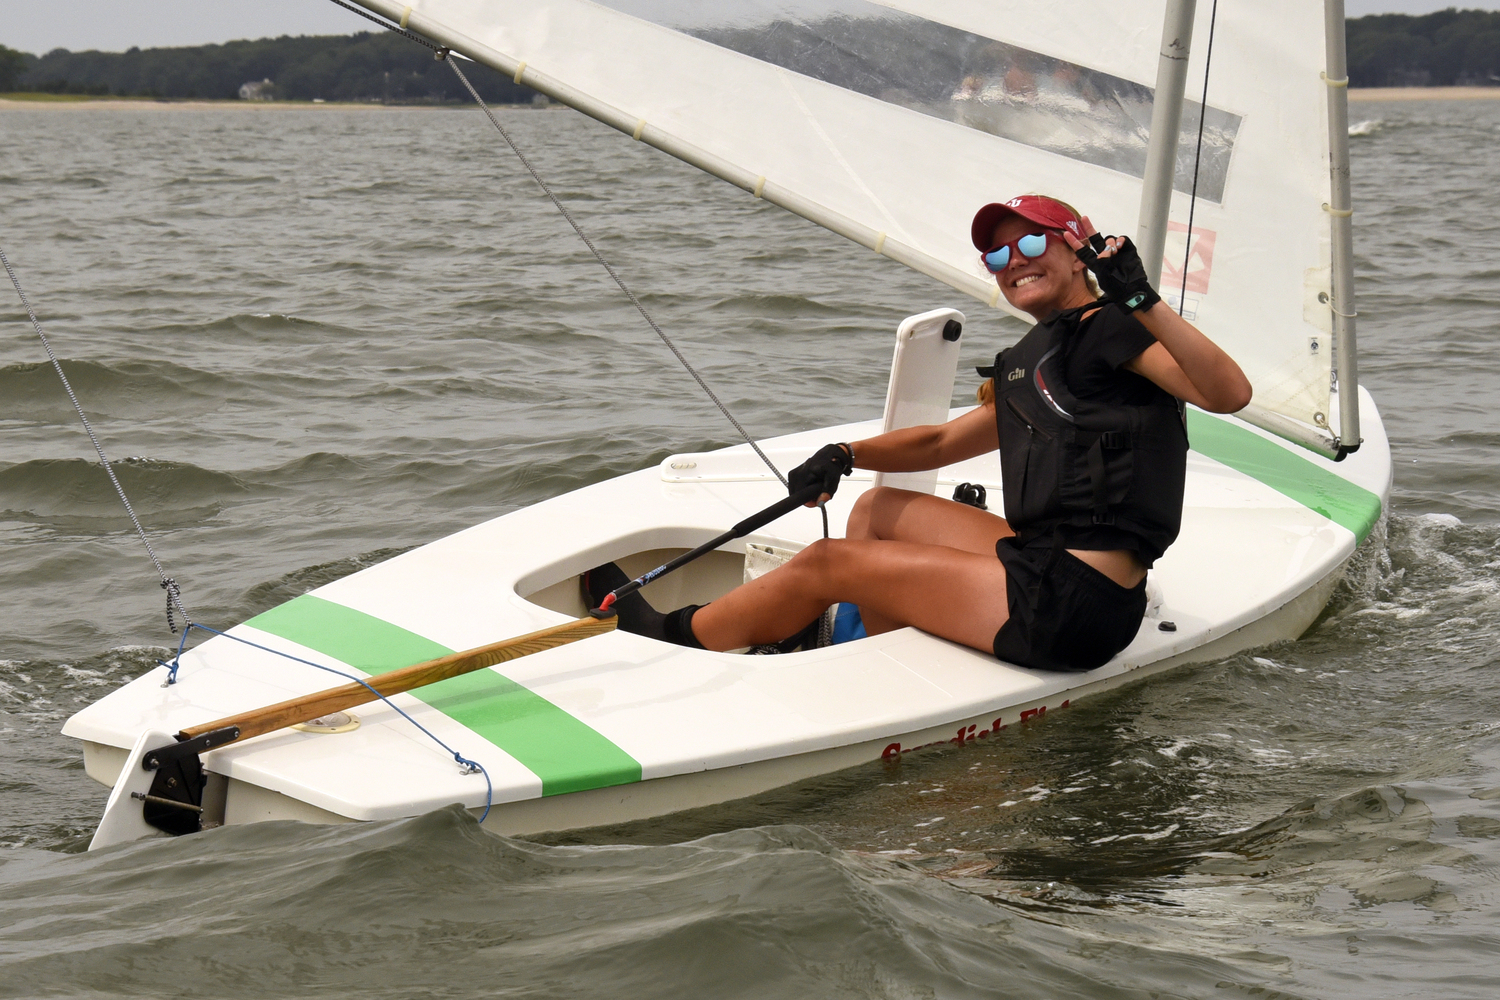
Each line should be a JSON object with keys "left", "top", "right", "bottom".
{"left": 1067, "top": 220, "right": 1079, "bottom": 233}
{"left": 1006, "top": 198, "right": 1023, "bottom": 207}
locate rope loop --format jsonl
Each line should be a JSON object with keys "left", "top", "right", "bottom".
{"left": 162, "top": 578, "right": 182, "bottom": 634}
{"left": 156, "top": 619, "right": 198, "bottom": 686}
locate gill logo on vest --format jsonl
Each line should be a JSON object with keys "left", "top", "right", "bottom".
{"left": 1006, "top": 367, "right": 1026, "bottom": 382}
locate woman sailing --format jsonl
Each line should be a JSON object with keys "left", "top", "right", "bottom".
{"left": 588, "top": 195, "right": 1252, "bottom": 671}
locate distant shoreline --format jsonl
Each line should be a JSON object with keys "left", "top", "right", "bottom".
{"left": 4, "top": 87, "right": 1496, "bottom": 112}
{"left": 1349, "top": 86, "right": 1500, "bottom": 101}
{"left": 0, "top": 94, "right": 545, "bottom": 110}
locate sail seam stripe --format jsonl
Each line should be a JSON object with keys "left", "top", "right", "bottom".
{"left": 326, "top": 0, "right": 442, "bottom": 51}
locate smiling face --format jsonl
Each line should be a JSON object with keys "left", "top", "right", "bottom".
{"left": 987, "top": 214, "right": 1096, "bottom": 319}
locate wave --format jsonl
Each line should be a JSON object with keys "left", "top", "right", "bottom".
{"left": 161, "top": 173, "right": 280, "bottom": 187}
{"left": 138, "top": 313, "right": 350, "bottom": 345}
{"left": 0, "top": 807, "right": 1262, "bottom": 999}
{"left": 705, "top": 292, "right": 852, "bottom": 316}
{"left": 1328, "top": 510, "right": 1500, "bottom": 619}
{"left": 1349, "top": 118, "right": 1383, "bottom": 137}
{"left": 0, "top": 358, "right": 237, "bottom": 423}
{"left": 0, "top": 457, "right": 252, "bottom": 521}
{"left": 254, "top": 450, "right": 373, "bottom": 483}
{"left": 238, "top": 546, "right": 415, "bottom": 614}
{"left": 1199, "top": 784, "right": 1463, "bottom": 907}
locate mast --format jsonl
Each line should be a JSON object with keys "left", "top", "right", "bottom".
{"left": 1324, "top": 0, "right": 1361, "bottom": 453}
{"left": 1136, "top": 0, "right": 1197, "bottom": 286}
{"left": 1137, "top": 0, "right": 1355, "bottom": 461}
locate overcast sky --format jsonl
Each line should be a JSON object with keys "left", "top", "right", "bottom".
{"left": 5, "top": 0, "right": 1500, "bottom": 55}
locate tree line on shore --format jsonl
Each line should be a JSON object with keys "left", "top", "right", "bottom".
{"left": 0, "top": 31, "right": 532, "bottom": 104}
{"left": 1, "top": 9, "right": 1498, "bottom": 101}
{"left": 1347, "top": 8, "right": 1500, "bottom": 86}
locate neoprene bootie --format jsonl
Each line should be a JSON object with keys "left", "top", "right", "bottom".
{"left": 582, "top": 563, "right": 704, "bottom": 649}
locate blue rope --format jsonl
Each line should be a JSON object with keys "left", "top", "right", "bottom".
{"left": 158, "top": 621, "right": 493, "bottom": 822}
{"left": 157, "top": 625, "right": 195, "bottom": 686}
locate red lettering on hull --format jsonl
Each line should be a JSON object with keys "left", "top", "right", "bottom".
{"left": 880, "top": 703, "right": 1067, "bottom": 760}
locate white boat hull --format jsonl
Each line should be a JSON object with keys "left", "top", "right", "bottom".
{"left": 65, "top": 387, "right": 1390, "bottom": 844}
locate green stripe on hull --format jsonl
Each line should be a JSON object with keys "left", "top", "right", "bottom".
{"left": 1187, "top": 410, "right": 1382, "bottom": 542}
{"left": 245, "top": 595, "right": 642, "bottom": 795}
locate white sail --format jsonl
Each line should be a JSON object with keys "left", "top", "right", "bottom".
{"left": 360, "top": 0, "right": 1340, "bottom": 436}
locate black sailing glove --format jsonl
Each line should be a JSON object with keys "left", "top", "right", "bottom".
{"left": 788, "top": 443, "right": 854, "bottom": 500}
{"left": 1074, "top": 234, "right": 1162, "bottom": 313}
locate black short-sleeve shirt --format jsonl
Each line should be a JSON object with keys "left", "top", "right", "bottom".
{"left": 1054, "top": 302, "right": 1175, "bottom": 563}
{"left": 1061, "top": 303, "right": 1161, "bottom": 406}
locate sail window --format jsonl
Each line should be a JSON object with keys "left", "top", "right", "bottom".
{"left": 600, "top": 0, "right": 1241, "bottom": 203}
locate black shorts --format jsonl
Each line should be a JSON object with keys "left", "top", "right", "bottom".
{"left": 992, "top": 535, "right": 1148, "bottom": 672}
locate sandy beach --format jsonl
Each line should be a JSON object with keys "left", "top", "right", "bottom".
{"left": 1350, "top": 86, "right": 1500, "bottom": 101}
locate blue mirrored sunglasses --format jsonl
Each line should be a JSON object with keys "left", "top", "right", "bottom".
{"left": 982, "top": 231, "right": 1056, "bottom": 273}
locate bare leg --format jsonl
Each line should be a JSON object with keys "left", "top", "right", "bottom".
{"left": 850, "top": 487, "right": 1145, "bottom": 588}
{"left": 844, "top": 487, "right": 1014, "bottom": 634}
{"left": 690, "top": 489, "right": 1015, "bottom": 654}
{"left": 847, "top": 486, "right": 1013, "bottom": 547}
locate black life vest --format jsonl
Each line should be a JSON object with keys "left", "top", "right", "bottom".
{"left": 980, "top": 304, "right": 1189, "bottom": 559}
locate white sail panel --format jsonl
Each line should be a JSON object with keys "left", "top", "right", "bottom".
{"left": 1161, "top": 1, "right": 1335, "bottom": 424}
{"left": 878, "top": 1, "right": 1166, "bottom": 81}
{"left": 627, "top": 2, "right": 1242, "bottom": 202}
{"left": 369, "top": 0, "right": 1336, "bottom": 429}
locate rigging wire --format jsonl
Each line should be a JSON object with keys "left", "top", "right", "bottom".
{"left": 442, "top": 57, "right": 788, "bottom": 488}
{"left": 164, "top": 621, "right": 494, "bottom": 821}
{"left": 1178, "top": 0, "right": 1220, "bottom": 317}
{"left": 325, "top": 0, "right": 788, "bottom": 487}
{"left": 0, "top": 244, "right": 192, "bottom": 632}
{"left": 326, "top": 0, "right": 444, "bottom": 53}
{"left": 4, "top": 205, "right": 493, "bottom": 811}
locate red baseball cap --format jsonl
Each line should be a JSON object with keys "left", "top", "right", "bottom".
{"left": 970, "top": 195, "right": 1084, "bottom": 251}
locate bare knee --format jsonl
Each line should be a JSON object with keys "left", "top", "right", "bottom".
{"left": 779, "top": 537, "right": 845, "bottom": 603}
{"left": 847, "top": 487, "right": 919, "bottom": 541}
{"left": 790, "top": 536, "right": 838, "bottom": 573}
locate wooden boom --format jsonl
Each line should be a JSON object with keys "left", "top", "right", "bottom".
{"left": 176, "top": 613, "right": 617, "bottom": 744}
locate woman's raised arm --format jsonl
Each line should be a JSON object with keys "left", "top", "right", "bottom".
{"left": 1064, "top": 218, "right": 1252, "bottom": 414}
{"left": 1126, "top": 304, "right": 1253, "bottom": 414}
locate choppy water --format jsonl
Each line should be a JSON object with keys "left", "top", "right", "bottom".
{"left": 0, "top": 98, "right": 1497, "bottom": 998}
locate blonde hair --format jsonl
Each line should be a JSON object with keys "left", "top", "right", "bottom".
{"left": 1040, "top": 195, "right": 1102, "bottom": 297}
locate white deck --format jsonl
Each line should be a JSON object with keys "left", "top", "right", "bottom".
{"left": 65, "top": 391, "right": 1390, "bottom": 837}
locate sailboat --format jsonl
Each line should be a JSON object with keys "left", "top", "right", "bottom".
{"left": 70, "top": 0, "right": 1389, "bottom": 847}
